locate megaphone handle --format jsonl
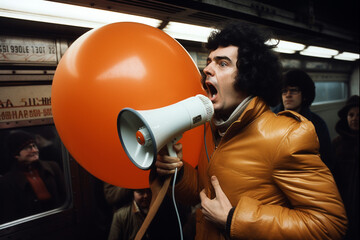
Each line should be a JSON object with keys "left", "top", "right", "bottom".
{"left": 167, "top": 134, "right": 183, "bottom": 157}
{"left": 167, "top": 142, "right": 177, "bottom": 157}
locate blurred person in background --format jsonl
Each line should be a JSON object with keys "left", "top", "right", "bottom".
{"left": 332, "top": 95, "right": 359, "bottom": 240}
{"left": 0, "top": 130, "right": 65, "bottom": 223}
{"left": 273, "top": 69, "right": 333, "bottom": 169}
{"left": 108, "top": 188, "right": 152, "bottom": 240}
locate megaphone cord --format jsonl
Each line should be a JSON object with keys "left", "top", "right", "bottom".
{"left": 169, "top": 124, "right": 209, "bottom": 240}
{"left": 172, "top": 167, "right": 184, "bottom": 240}
{"left": 203, "top": 123, "right": 211, "bottom": 163}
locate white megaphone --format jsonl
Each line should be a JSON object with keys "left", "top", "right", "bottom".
{"left": 117, "top": 94, "right": 214, "bottom": 170}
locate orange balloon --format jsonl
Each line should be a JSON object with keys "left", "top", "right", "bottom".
{"left": 52, "top": 22, "right": 205, "bottom": 188}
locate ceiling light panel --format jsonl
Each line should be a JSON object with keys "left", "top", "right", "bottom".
{"left": 334, "top": 52, "right": 360, "bottom": 61}
{"left": 163, "top": 22, "right": 216, "bottom": 42}
{"left": 0, "top": 0, "right": 161, "bottom": 28}
{"left": 302, "top": 46, "right": 339, "bottom": 56}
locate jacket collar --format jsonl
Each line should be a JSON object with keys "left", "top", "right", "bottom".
{"left": 214, "top": 97, "right": 269, "bottom": 143}
{"left": 233, "top": 97, "right": 269, "bottom": 129}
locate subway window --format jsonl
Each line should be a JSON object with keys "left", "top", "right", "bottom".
{"left": 0, "top": 125, "right": 71, "bottom": 226}
{"left": 0, "top": 84, "right": 72, "bottom": 228}
{"left": 314, "top": 81, "right": 348, "bottom": 103}
{"left": 0, "top": 34, "right": 73, "bottom": 230}
{"left": 307, "top": 72, "right": 349, "bottom": 104}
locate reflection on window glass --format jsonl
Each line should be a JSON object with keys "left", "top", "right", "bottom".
{"left": 0, "top": 125, "right": 66, "bottom": 224}
{"left": 314, "top": 82, "right": 348, "bottom": 103}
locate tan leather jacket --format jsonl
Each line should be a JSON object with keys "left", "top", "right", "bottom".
{"left": 175, "top": 97, "right": 347, "bottom": 240}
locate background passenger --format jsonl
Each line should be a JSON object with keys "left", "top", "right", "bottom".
{"left": 332, "top": 95, "right": 359, "bottom": 240}
{"left": 32, "top": 127, "right": 63, "bottom": 168}
{"left": 0, "top": 130, "right": 65, "bottom": 224}
{"left": 273, "top": 69, "right": 333, "bottom": 169}
{"left": 108, "top": 188, "right": 152, "bottom": 240}
{"left": 105, "top": 183, "right": 191, "bottom": 240}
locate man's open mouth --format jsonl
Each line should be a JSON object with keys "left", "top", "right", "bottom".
{"left": 205, "top": 81, "right": 218, "bottom": 99}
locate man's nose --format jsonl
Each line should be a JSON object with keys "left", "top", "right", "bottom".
{"left": 143, "top": 193, "right": 151, "bottom": 199}
{"left": 30, "top": 146, "right": 38, "bottom": 152}
{"left": 144, "top": 190, "right": 151, "bottom": 196}
{"left": 203, "top": 64, "right": 214, "bottom": 77}
{"left": 284, "top": 91, "right": 292, "bottom": 97}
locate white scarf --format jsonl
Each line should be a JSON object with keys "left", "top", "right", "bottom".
{"left": 212, "top": 96, "right": 254, "bottom": 137}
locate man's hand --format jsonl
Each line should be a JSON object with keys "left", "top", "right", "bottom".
{"left": 155, "top": 143, "right": 183, "bottom": 175}
{"left": 200, "top": 176, "right": 233, "bottom": 228}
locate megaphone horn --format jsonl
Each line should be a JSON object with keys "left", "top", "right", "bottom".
{"left": 117, "top": 94, "right": 214, "bottom": 170}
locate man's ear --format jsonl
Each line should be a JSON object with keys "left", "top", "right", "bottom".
{"left": 302, "top": 96, "right": 306, "bottom": 104}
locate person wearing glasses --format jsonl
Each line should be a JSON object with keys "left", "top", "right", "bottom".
{"left": 272, "top": 69, "right": 333, "bottom": 169}
{"left": 0, "top": 130, "right": 65, "bottom": 224}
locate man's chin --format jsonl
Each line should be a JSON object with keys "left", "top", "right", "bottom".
{"left": 28, "top": 158, "right": 39, "bottom": 163}
{"left": 140, "top": 204, "right": 150, "bottom": 209}
{"left": 284, "top": 105, "right": 294, "bottom": 110}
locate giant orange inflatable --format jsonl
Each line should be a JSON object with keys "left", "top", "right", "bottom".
{"left": 52, "top": 22, "right": 205, "bottom": 188}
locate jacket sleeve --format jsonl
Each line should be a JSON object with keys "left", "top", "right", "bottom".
{"left": 173, "top": 161, "right": 201, "bottom": 206}
{"left": 229, "top": 120, "right": 347, "bottom": 240}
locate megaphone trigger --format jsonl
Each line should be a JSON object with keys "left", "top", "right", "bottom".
{"left": 166, "top": 135, "right": 183, "bottom": 158}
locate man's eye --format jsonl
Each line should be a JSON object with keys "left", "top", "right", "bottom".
{"left": 220, "top": 61, "right": 227, "bottom": 67}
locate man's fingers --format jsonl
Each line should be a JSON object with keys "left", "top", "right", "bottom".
{"left": 173, "top": 143, "right": 182, "bottom": 151}
{"left": 200, "top": 189, "right": 207, "bottom": 201}
{"left": 211, "top": 176, "right": 224, "bottom": 197}
{"left": 156, "top": 167, "right": 176, "bottom": 175}
{"left": 156, "top": 154, "right": 182, "bottom": 166}
{"left": 157, "top": 154, "right": 181, "bottom": 164}
{"left": 155, "top": 159, "right": 182, "bottom": 170}
{"left": 200, "top": 176, "right": 223, "bottom": 200}
{"left": 200, "top": 189, "right": 210, "bottom": 216}
{"left": 173, "top": 143, "right": 183, "bottom": 158}
{"left": 155, "top": 154, "right": 183, "bottom": 176}
{"left": 199, "top": 176, "right": 232, "bottom": 228}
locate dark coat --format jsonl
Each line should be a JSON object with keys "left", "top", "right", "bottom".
{"left": 332, "top": 116, "right": 359, "bottom": 240}
{"left": 0, "top": 160, "right": 65, "bottom": 223}
{"left": 273, "top": 105, "right": 333, "bottom": 169}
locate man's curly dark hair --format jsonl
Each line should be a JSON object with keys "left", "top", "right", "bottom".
{"left": 205, "top": 22, "right": 283, "bottom": 107}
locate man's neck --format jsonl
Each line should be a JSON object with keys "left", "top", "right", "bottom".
{"left": 285, "top": 106, "right": 301, "bottom": 113}
{"left": 212, "top": 96, "right": 253, "bottom": 137}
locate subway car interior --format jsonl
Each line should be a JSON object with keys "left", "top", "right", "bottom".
{"left": 0, "top": 0, "right": 359, "bottom": 239}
